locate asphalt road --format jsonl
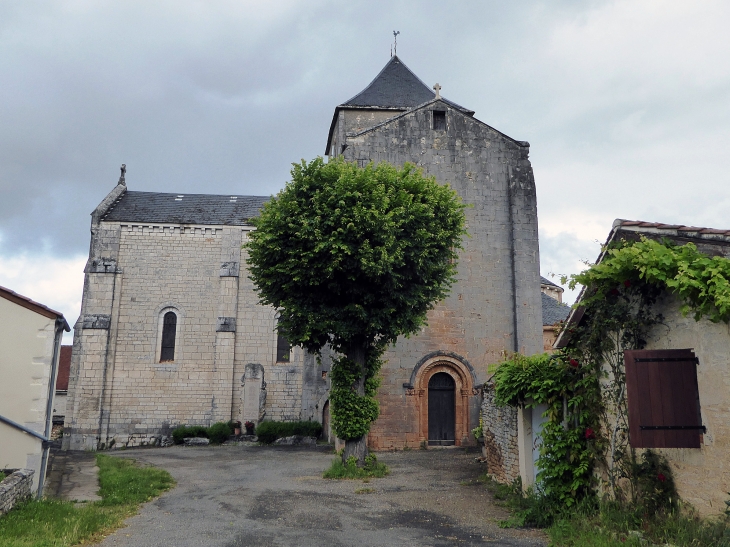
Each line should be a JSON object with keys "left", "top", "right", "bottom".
{"left": 96, "top": 444, "right": 547, "bottom": 547}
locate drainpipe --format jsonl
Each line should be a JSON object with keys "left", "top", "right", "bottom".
{"left": 38, "top": 317, "right": 68, "bottom": 497}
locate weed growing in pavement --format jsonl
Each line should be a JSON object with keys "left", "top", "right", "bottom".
{"left": 323, "top": 454, "right": 389, "bottom": 479}
{"left": 479, "top": 473, "right": 730, "bottom": 546}
{"left": 0, "top": 455, "right": 174, "bottom": 547}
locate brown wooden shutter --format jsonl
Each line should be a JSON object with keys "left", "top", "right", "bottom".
{"left": 624, "top": 349, "right": 704, "bottom": 449}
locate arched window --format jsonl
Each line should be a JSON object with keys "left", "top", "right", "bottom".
{"left": 276, "top": 317, "right": 290, "bottom": 363}
{"left": 160, "top": 311, "right": 177, "bottom": 362}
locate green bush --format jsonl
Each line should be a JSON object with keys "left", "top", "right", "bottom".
{"left": 171, "top": 425, "right": 209, "bottom": 445}
{"left": 207, "top": 422, "right": 234, "bottom": 445}
{"left": 255, "top": 420, "right": 323, "bottom": 444}
{"left": 323, "top": 454, "right": 389, "bottom": 479}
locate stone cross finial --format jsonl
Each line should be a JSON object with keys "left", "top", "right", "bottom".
{"left": 433, "top": 83, "right": 441, "bottom": 99}
{"left": 119, "top": 164, "right": 126, "bottom": 185}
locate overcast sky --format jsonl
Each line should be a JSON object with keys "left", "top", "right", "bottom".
{"left": 1, "top": 0, "right": 729, "bottom": 342}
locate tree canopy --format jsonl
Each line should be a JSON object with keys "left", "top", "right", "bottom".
{"left": 246, "top": 157, "right": 467, "bottom": 461}
{"left": 246, "top": 157, "right": 467, "bottom": 355}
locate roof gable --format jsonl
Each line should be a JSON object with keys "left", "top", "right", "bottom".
{"left": 554, "top": 218, "right": 730, "bottom": 348}
{"left": 0, "top": 285, "right": 70, "bottom": 330}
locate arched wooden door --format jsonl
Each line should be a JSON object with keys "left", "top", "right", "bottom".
{"left": 428, "top": 372, "right": 455, "bottom": 446}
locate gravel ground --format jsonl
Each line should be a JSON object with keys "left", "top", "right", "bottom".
{"left": 97, "top": 444, "right": 548, "bottom": 547}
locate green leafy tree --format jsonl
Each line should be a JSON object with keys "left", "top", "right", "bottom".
{"left": 246, "top": 157, "right": 467, "bottom": 464}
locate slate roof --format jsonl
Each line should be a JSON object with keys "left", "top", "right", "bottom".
{"left": 541, "top": 275, "right": 561, "bottom": 289}
{"left": 101, "top": 191, "right": 270, "bottom": 226}
{"left": 542, "top": 292, "right": 571, "bottom": 326}
{"left": 340, "top": 56, "right": 474, "bottom": 114}
{"left": 326, "top": 56, "right": 476, "bottom": 153}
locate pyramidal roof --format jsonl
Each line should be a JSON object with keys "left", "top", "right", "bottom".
{"left": 326, "top": 56, "right": 475, "bottom": 153}
{"left": 343, "top": 55, "right": 436, "bottom": 108}
{"left": 339, "top": 56, "right": 474, "bottom": 114}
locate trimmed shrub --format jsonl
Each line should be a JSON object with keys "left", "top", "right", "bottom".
{"left": 207, "top": 421, "right": 235, "bottom": 444}
{"left": 255, "top": 420, "right": 323, "bottom": 444}
{"left": 171, "top": 425, "right": 209, "bottom": 445}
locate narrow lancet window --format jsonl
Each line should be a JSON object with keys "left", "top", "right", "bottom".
{"left": 276, "top": 318, "right": 290, "bottom": 362}
{"left": 160, "top": 311, "right": 177, "bottom": 362}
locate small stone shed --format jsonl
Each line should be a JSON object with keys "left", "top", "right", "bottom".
{"left": 556, "top": 219, "right": 730, "bottom": 517}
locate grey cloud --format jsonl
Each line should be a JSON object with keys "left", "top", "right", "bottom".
{"left": 1, "top": 0, "right": 729, "bottom": 263}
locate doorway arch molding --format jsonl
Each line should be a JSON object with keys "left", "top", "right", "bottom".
{"left": 406, "top": 350, "right": 477, "bottom": 389}
{"left": 408, "top": 351, "right": 476, "bottom": 447}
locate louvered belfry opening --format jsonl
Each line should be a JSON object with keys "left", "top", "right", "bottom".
{"left": 160, "top": 311, "right": 177, "bottom": 362}
{"left": 624, "top": 349, "right": 704, "bottom": 449}
{"left": 428, "top": 372, "right": 456, "bottom": 446}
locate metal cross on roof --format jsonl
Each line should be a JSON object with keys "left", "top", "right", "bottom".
{"left": 433, "top": 83, "right": 441, "bottom": 99}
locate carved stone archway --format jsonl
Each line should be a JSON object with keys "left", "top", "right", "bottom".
{"left": 410, "top": 353, "right": 475, "bottom": 447}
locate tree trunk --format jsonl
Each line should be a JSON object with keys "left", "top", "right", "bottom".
{"left": 343, "top": 343, "right": 368, "bottom": 467}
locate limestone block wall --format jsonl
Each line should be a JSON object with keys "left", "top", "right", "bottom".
{"left": 0, "top": 470, "right": 34, "bottom": 515}
{"left": 638, "top": 293, "right": 730, "bottom": 517}
{"left": 338, "top": 100, "right": 542, "bottom": 450}
{"left": 103, "top": 225, "right": 227, "bottom": 446}
{"left": 479, "top": 383, "right": 520, "bottom": 483}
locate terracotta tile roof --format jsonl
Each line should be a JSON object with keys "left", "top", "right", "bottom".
{"left": 56, "top": 346, "right": 72, "bottom": 391}
{"left": 0, "top": 285, "right": 70, "bottom": 330}
{"left": 554, "top": 218, "right": 730, "bottom": 349}
{"left": 616, "top": 219, "right": 730, "bottom": 238}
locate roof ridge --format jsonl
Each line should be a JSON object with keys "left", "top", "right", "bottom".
{"left": 617, "top": 219, "right": 730, "bottom": 236}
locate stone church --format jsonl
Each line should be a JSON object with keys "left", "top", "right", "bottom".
{"left": 63, "top": 56, "right": 543, "bottom": 452}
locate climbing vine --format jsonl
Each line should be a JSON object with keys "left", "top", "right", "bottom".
{"left": 329, "top": 352, "right": 383, "bottom": 440}
{"left": 493, "top": 352, "right": 602, "bottom": 505}
{"left": 493, "top": 236, "right": 730, "bottom": 507}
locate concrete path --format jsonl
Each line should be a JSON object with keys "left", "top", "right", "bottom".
{"left": 45, "top": 449, "right": 101, "bottom": 502}
{"left": 93, "top": 445, "right": 546, "bottom": 547}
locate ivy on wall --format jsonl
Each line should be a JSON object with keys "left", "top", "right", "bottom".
{"left": 493, "top": 352, "right": 601, "bottom": 506}
{"left": 493, "top": 236, "right": 730, "bottom": 507}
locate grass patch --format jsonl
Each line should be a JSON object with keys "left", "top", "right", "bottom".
{"left": 355, "top": 488, "right": 374, "bottom": 494}
{"left": 549, "top": 502, "right": 730, "bottom": 547}
{"left": 323, "top": 455, "right": 389, "bottom": 479}
{"left": 0, "top": 454, "right": 174, "bottom": 547}
{"left": 479, "top": 474, "right": 730, "bottom": 546}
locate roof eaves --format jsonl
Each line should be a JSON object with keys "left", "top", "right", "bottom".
{"left": 0, "top": 285, "right": 70, "bottom": 330}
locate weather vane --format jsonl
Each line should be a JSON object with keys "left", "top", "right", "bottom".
{"left": 392, "top": 30, "right": 400, "bottom": 57}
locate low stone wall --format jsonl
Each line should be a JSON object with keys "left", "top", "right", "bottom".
{"left": 480, "top": 382, "right": 519, "bottom": 483}
{"left": 0, "top": 469, "right": 35, "bottom": 515}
